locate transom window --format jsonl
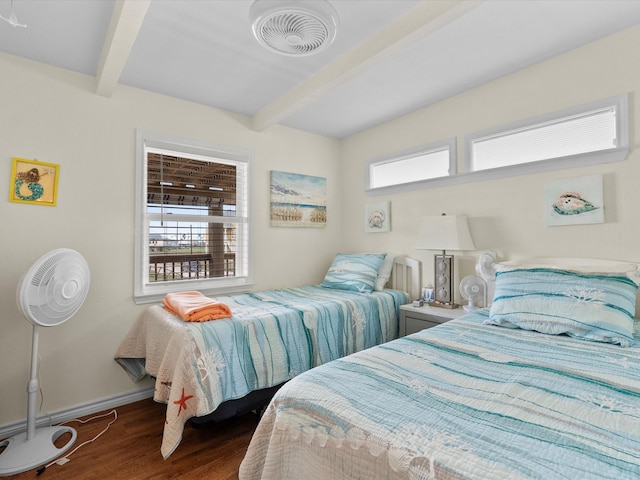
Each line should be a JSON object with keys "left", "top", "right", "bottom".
{"left": 467, "top": 94, "right": 627, "bottom": 172}
{"left": 366, "top": 94, "right": 629, "bottom": 194}
{"left": 367, "top": 139, "right": 455, "bottom": 191}
{"left": 134, "top": 131, "right": 252, "bottom": 304}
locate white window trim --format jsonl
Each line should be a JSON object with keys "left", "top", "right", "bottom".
{"left": 367, "top": 94, "right": 629, "bottom": 195}
{"left": 134, "top": 130, "right": 254, "bottom": 304}
{"left": 366, "top": 138, "right": 456, "bottom": 195}
{"left": 464, "top": 93, "right": 629, "bottom": 178}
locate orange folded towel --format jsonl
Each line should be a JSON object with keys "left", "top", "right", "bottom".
{"left": 162, "top": 291, "right": 232, "bottom": 322}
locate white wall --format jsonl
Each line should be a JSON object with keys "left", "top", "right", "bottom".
{"left": 0, "top": 53, "right": 341, "bottom": 426}
{"left": 341, "top": 25, "right": 640, "bottom": 305}
{"left": 2, "top": 23, "right": 640, "bottom": 430}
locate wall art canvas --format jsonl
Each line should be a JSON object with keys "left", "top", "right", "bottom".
{"left": 270, "top": 170, "right": 327, "bottom": 227}
{"left": 9, "top": 157, "right": 59, "bottom": 206}
{"left": 365, "top": 201, "right": 391, "bottom": 233}
{"left": 545, "top": 174, "right": 603, "bottom": 226}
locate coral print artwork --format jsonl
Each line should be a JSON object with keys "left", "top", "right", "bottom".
{"left": 9, "top": 158, "right": 59, "bottom": 206}
{"left": 545, "top": 175, "right": 603, "bottom": 226}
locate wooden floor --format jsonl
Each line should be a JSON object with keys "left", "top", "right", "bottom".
{"left": 5, "top": 398, "right": 258, "bottom": 479}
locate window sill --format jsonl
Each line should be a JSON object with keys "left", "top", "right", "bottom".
{"left": 134, "top": 279, "right": 255, "bottom": 305}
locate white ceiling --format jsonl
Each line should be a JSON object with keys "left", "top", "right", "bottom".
{"left": 1, "top": 0, "right": 640, "bottom": 139}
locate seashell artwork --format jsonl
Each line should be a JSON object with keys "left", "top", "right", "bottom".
{"left": 545, "top": 174, "right": 604, "bottom": 226}
{"left": 365, "top": 201, "right": 390, "bottom": 233}
{"left": 552, "top": 192, "right": 599, "bottom": 216}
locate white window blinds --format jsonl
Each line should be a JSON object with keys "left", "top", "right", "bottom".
{"left": 469, "top": 97, "right": 624, "bottom": 172}
{"left": 368, "top": 139, "right": 455, "bottom": 191}
{"left": 134, "top": 131, "right": 251, "bottom": 304}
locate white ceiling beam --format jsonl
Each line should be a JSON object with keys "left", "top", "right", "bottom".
{"left": 95, "top": 0, "right": 151, "bottom": 97}
{"left": 252, "top": 0, "right": 483, "bottom": 133}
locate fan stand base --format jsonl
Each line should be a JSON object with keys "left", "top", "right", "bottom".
{"left": 0, "top": 426, "right": 77, "bottom": 476}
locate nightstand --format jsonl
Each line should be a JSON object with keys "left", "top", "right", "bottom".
{"left": 399, "top": 303, "right": 467, "bottom": 336}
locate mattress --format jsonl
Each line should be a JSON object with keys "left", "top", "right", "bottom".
{"left": 239, "top": 309, "right": 640, "bottom": 479}
{"left": 115, "top": 285, "right": 408, "bottom": 458}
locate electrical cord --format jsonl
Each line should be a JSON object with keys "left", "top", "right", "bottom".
{"left": 36, "top": 355, "right": 53, "bottom": 428}
{"left": 32, "top": 355, "right": 118, "bottom": 476}
{"left": 35, "top": 409, "right": 118, "bottom": 476}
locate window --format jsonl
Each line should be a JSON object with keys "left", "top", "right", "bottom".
{"left": 466, "top": 93, "right": 629, "bottom": 175}
{"left": 134, "top": 130, "right": 252, "bottom": 304}
{"left": 366, "top": 94, "right": 629, "bottom": 195}
{"left": 367, "top": 138, "right": 455, "bottom": 192}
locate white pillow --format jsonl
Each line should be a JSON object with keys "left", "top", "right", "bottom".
{"left": 374, "top": 254, "right": 396, "bottom": 291}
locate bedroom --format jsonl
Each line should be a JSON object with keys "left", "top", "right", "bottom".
{"left": 1, "top": 0, "right": 640, "bottom": 477}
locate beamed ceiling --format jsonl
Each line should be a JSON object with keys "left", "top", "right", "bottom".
{"left": 1, "top": 1, "right": 639, "bottom": 139}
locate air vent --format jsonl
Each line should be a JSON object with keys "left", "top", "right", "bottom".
{"left": 250, "top": 0, "right": 339, "bottom": 56}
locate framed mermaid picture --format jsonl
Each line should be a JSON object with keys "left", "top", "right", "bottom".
{"left": 9, "top": 158, "right": 59, "bottom": 206}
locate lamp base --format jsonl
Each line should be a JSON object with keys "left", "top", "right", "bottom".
{"left": 428, "top": 301, "right": 459, "bottom": 309}
{"left": 434, "top": 253, "right": 456, "bottom": 306}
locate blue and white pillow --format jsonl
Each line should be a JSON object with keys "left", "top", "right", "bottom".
{"left": 321, "top": 253, "right": 387, "bottom": 293}
{"left": 485, "top": 267, "right": 639, "bottom": 347}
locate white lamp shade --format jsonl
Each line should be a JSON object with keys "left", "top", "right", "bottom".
{"left": 414, "top": 215, "right": 475, "bottom": 251}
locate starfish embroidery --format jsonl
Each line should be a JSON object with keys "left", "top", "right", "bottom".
{"left": 173, "top": 388, "right": 194, "bottom": 416}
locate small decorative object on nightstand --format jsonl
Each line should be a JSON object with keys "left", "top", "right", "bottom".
{"left": 399, "top": 303, "right": 466, "bottom": 336}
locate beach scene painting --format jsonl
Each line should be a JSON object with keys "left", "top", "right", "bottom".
{"left": 270, "top": 170, "right": 327, "bottom": 228}
{"left": 545, "top": 174, "right": 604, "bottom": 226}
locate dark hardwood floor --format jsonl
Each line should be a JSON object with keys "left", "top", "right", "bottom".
{"left": 5, "top": 398, "right": 258, "bottom": 480}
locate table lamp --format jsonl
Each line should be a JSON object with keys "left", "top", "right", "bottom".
{"left": 414, "top": 213, "right": 475, "bottom": 308}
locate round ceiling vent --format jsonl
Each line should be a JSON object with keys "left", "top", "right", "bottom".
{"left": 249, "top": 0, "right": 339, "bottom": 56}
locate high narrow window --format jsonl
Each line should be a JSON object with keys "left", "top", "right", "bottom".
{"left": 467, "top": 94, "right": 628, "bottom": 173}
{"left": 367, "top": 139, "right": 455, "bottom": 192}
{"left": 135, "top": 131, "right": 252, "bottom": 304}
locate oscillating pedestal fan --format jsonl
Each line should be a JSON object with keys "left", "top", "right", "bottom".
{"left": 0, "top": 248, "right": 90, "bottom": 476}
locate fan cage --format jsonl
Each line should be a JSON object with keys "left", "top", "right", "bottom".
{"left": 16, "top": 249, "right": 90, "bottom": 327}
{"left": 460, "top": 276, "right": 484, "bottom": 293}
{"left": 459, "top": 274, "right": 487, "bottom": 311}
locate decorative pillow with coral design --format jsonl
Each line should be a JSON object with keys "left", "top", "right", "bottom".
{"left": 320, "top": 253, "right": 387, "bottom": 293}
{"left": 485, "top": 267, "right": 639, "bottom": 347}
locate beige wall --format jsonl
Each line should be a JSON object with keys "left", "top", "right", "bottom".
{"left": 340, "top": 25, "right": 640, "bottom": 303}
{"left": 2, "top": 24, "right": 639, "bottom": 428}
{"left": 0, "top": 53, "right": 341, "bottom": 425}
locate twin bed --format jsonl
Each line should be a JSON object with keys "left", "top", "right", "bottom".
{"left": 239, "top": 258, "right": 640, "bottom": 479}
{"left": 115, "top": 254, "right": 419, "bottom": 458}
{"left": 116, "top": 253, "right": 640, "bottom": 478}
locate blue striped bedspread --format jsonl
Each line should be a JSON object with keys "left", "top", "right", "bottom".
{"left": 240, "top": 309, "right": 640, "bottom": 480}
{"left": 115, "top": 286, "right": 407, "bottom": 458}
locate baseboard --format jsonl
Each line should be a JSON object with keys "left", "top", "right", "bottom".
{"left": 0, "top": 387, "right": 155, "bottom": 441}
